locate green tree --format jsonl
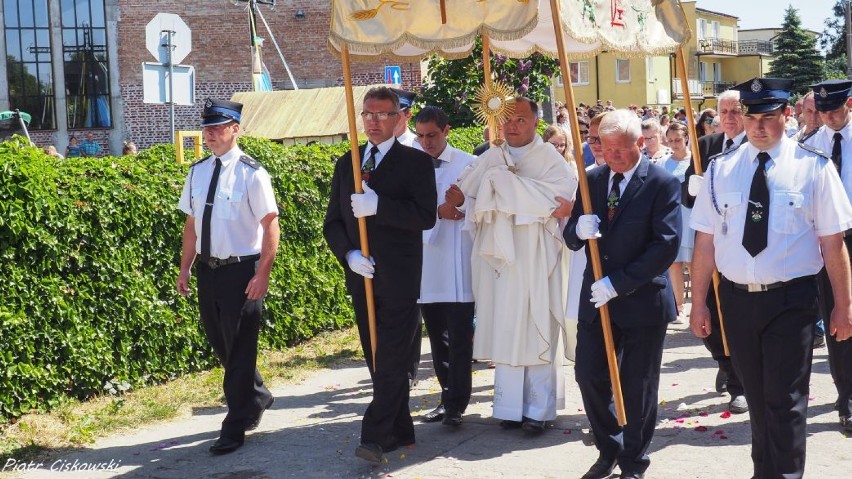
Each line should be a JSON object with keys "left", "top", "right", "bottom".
{"left": 418, "top": 38, "right": 559, "bottom": 127}
{"left": 768, "top": 6, "right": 825, "bottom": 95}
{"left": 820, "top": 1, "right": 846, "bottom": 63}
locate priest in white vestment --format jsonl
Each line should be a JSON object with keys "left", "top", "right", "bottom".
{"left": 452, "top": 97, "right": 578, "bottom": 432}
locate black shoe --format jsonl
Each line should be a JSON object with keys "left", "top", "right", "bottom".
{"left": 521, "top": 418, "right": 545, "bottom": 434}
{"left": 580, "top": 456, "right": 617, "bottom": 479}
{"left": 840, "top": 416, "right": 852, "bottom": 433}
{"left": 246, "top": 395, "right": 275, "bottom": 431}
{"left": 355, "top": 442, "right": 384, "bottom": 463}
{"left": 209, "top": 435, "right": 244, "bottom": 455}
{"left": 715, "top": 368, "right": 728, "bottom": 393}
{"left": 442, "top": 410, "right": 463, "bottom": 427}
{"left": 499, "top": 419, "right": 523, "bottom": 429}
{"left": 620, "top": 472, "right": 645, "bottom": 479}
{"left": 813, "top": 335, "right": 826, "bottom": 349}
{"left": 421, "top": 404, "right": 445, "bottom": 423}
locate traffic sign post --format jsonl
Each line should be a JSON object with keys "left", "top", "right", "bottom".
{"left": 145, "top": 13, "right": 192, "bottom": 142}
{"left": 384, "top": 66, "right": 401, "bottom": 85}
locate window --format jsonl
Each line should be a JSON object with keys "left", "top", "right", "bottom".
{"left": 712, "top": 21, "right": 720, "bottom": 40}
{"left": 699, "top": 61, "right": 707, "bottom": 82}
{"left": 713, "top": 63, "right": 721, "bottom": 83}
{"left": 570, "top": 61, "right": 589, "bottom": 85}
{"left": 61, "top": 0, "right": 111, "bottom": 128}
{"left": 615, "top": 59, "right": 630, "bottom": 83}
{"left": 697, "top": 18, "right": 706, "bottom": 40}
{"left": 4, "top": 0, "right": 56, "bottom": 130}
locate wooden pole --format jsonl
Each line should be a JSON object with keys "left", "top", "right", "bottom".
{"left": 675, "top": 48, "right": 729, "bottom": 357}
{"left": 549, "top": 0, "right": 626, "bottom": 426}
{"left": 341, "top": 45, "right": 379, "bottom": 369}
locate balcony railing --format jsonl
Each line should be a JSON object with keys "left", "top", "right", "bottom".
{"left": 738, "top": 40, "right": 774, "bottom": 55}
{"left": 696, "top": 38, "right": 774, "bottom": 56}
{"left": 672, "top": 79, "right": 735, "bottom": 98}
{"left": 698, "top": 38, "right": 737, "bottom": 55}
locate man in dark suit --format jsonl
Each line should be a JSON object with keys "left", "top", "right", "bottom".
{"left": 564, "top": 109, "right": 681, "bottom": 479}
{"left": 682, "top": 88, "right": 749, "bottom": 414}
{"left": 323, "top": 87, "right": 437, "bottom": 463}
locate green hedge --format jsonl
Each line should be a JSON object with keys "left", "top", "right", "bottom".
{"left": 0, "top": 136, "right": 352, "bottom": 420}
{"left": 0, "top": 127, "right": 487, "bottom": 421}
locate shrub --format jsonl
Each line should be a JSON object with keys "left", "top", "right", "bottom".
{"left": 0, "top": 136, "right": 352, "bottom": 420}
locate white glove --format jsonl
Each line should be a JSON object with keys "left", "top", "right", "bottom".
{"left": 351, "top": 181, "right": 378, "bottom": 218}
{"left": 688, "top": 174, "right": 704, "bottom": 197}
{"left": 590, "top": 276, "right": 618, "bottom": 308}
{"left": 346, "top": 250, "right": 375, "bottom": 278}
{"left": 576, "top": 214, "right": 602, "bottom": 240}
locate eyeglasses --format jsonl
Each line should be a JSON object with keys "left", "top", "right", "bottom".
{"left": 549, "top": 142, "right": 567, "bottom": 150}
{"left": 579, "top": 130, "right": 589, "bottom": 135}
{"left": 704, "top": 118, "right": 714, "bottom": 124}
{"left": 643, "top": 136, "right": 657, "bottom": 141}
{"left": 587, "top": 135, "right": 601, "bottom": 145}
{"left": 360, "top": 111, "right": 399, "bottom": 121}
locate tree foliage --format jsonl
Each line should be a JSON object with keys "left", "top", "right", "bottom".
{"left": 821, "top": 0, "right": 847, "bottom": 62}
{"left": 418, "top": 38, "right": 559, "bottom": 127}
{"left": 767, "top": 6, "right": 824, "bottom": 95}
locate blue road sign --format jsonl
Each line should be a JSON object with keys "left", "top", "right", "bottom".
{"left": 384, "top": 65, "right": 401, "bottom": 85}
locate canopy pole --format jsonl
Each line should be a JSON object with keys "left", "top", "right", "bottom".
{"left": 675, "top": 48, "right": 729, "bottom": 357}
{"left": 549, "top": 0, "right": 626, "bottom": 427}
{"left": 341, "top": 45, "right": 378, "bottom": 370}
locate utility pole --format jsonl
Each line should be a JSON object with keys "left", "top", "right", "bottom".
{"left": 846, "top": 0, "right": 852, "bottom": 78}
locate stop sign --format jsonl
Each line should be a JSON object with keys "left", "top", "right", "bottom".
{"left": 146, "top": 13, "right": 191, "bottom": 64}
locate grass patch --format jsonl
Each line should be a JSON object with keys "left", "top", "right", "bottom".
{"left": 0, "top": 327, "right": 362, "bottom": 469}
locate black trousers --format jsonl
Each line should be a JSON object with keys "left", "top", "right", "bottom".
{"left": 409, "top": 317, "right": 422, "bottom": 382}
{"left": 421, "top": 302, "right": 475, "bottom": 413}
{"left": 701, "top": 286, "right": 744, "bottom": 396}
{"left": 352, "top": 292, "right": 421, "bottom": 448}
{"left": 197, "top": 260, "right": 272, "bottom": 439}
{"left": 575, "top": 319, "right": 667, "bottom": 475}
{"left": 816, "top": 265, "right": 852, "bottom": 418}
{"left": 720, "top": 277, "right": 817, "bottom": 479}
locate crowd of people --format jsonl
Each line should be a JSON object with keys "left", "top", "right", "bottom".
{"left": 174, "top": 80, "right": 852, "bottom": 479}
{"left": 39, "top": 133, "right": 138, "bottom": 159}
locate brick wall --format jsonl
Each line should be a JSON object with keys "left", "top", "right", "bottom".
{"left": 30, "top": 129, "right": 113, "bottom": 157}
{"left": 117, "top": 0, "right": 422, "bottom": 149}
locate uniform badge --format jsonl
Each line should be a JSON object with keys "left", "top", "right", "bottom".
{"left": 750, "top": 210, "right": 763, "bottom": 222}
{"left": 819, "top": 87, "right": 828, "bottom": 98}
{"left": 751, "top": 79, "right": 763, "bottom": 93}
{"left": 205, "top": 98, "right": 213, "bottom": 108}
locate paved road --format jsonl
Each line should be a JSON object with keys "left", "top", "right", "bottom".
{"left": 4, "top": 321, "right": 850, "bottom": 479}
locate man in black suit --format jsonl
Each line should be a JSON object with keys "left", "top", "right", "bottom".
{"left": 683, "top": 89, "right": 749, "bottom": 414}
{"left": 564, "top": 109, "right": 681, "bottom": 479}
{"left": 323, "top": 87, "right": 437, "bottom": 463}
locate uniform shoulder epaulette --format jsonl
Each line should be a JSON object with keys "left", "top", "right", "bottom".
{"left": 239, "top": 155, "right": 262, "bottom": 169}
{"left": 708, "top": 141, "right": 743, "bottom": 162}
{"left": 798, "top": 128, "right": 819, "bottom": 144}
{"left": 190, "top": 154, "right": 213, "bottom": 168}
{"left": 797, "top": 142, "right": 829, "bottom": 160}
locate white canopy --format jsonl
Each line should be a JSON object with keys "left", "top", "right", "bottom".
{"left": 328, "top": 0, "right": 691, "bottom": 61}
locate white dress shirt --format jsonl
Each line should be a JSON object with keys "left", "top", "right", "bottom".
{"left": 690, "top": 137, "right": 852, "bottom": 285}
{"left": 178, "top": 145, "right": 278, "bottom": 259}
{"left": 803, "top": 120, "right": 852, "bottom": 202}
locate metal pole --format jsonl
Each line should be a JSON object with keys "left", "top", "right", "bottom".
{"left": 164, "top": 30, "right": 176, "bottom": 143}
{"left": 846, "top": 1, "right": 852, "bottom": 78}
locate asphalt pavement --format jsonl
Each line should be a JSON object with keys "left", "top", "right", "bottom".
{"left": 4, "top": 316, "right": 851, "bottom": 479}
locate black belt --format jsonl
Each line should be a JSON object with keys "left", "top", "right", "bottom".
{"left": 203, "top": 254, "right": 260, "bottom": 269}
{"left": 723, "top": 275, "right": 815, "bottom": 293}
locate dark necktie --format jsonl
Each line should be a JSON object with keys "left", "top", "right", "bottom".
{"left": 742, "top": 152, "right": 771, "bottom": 257}
{"left": 433, "top": 157, "right": 442, "bottom": 168}
{"left": 199, "top": 157, "right": 222, "bottom": 263}
{"left": 725, "top": 138, "right": 734, "bottom": 151}
{"left": 832, "top": 132, "right": 843, "bottom": 173}
{"left": 607, "top": 172, "right": 624, "bottom": 221}
{"left": 362, "top": 145, "right": 379, "bottom": 181}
